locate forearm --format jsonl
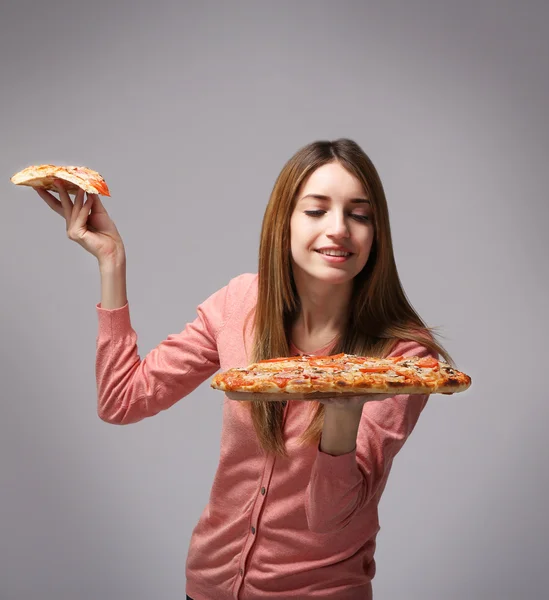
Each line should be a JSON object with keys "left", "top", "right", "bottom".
{"left": 306, "top": 406, "right": 365, "bottom": 532}
{"left": 319, "top": 405, "right": 363, "bottom": 456}
{"left": 99, "top": 257, "right": 128, "bottom": 309}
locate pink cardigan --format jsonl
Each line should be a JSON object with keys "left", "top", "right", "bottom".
{"left": 95, "top": 273, "right": 434, "bottom": 600}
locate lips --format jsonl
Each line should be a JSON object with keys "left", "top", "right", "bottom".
{"left": 314, "top": 247, "right": 354, "bottom": 257}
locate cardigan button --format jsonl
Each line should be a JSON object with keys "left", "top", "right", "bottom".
{"left": 251, "top": 526, "right": 256, "bottom": 534}
{"left": 261, "top": 487, "right": 266, "bottom": 495}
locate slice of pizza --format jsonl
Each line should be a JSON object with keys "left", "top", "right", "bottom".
{"left": 210, "top": 353, "right": 472, "bottom": 401}
{"left": 10, "top": 164, "right": 110, "bottom": 196}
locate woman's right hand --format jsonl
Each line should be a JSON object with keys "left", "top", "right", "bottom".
{"left": 35, "top": 180, "right": 126, "bottom": 267}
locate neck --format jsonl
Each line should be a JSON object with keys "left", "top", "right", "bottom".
{"left": 292, "top": 269, "right": 353, "bottom": 338}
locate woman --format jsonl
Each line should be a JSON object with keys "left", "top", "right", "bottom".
{"left": 36, "top": 138, "right": 452, "bottom": 599}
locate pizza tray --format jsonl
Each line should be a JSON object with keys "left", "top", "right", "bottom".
{"left": 224, "top": 388, "right": 439, "bottom": 402}
{"left": 224, "top": 390, "right": 365, "bottom": 402}
{"left": 222, "top": 385, "right": 468, "bottom": 401}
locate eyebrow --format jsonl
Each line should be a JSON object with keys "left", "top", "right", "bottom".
{"left": 300, "top": 193, "right": 370, "bottom": 204}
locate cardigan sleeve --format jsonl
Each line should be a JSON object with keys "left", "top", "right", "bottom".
{"left": 94, "top": 279, "right": 236, "bottom": 425}
{"left": 305, "top": 340, "right": 436, "bottom": 533}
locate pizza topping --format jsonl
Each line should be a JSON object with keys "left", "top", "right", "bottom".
{"left": 259, "top": 356, "right": 298, "bottom": 363}
{"left": 223, "top": 373, "right": 251, "bottom": 388}
{"left": 312, "top": 353, "right": 346, "bottom": 360}
{"left": 416, "top": 356, "right": 439, "bottom": 369}
{"left": 211, "top": 352, "right": 470, "bottom": 397}
{"left": 359, "top": 365, "right": 392, "bottom": 373}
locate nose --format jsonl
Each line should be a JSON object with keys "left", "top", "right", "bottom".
{"left": 325, "top": 211, "right": 350, "bottom": 239}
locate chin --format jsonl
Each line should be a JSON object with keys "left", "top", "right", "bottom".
{"left": 317, "top": 270, "right": 356, "bottom": 285}
{"left": 296, "top": 264, "right": 357, "bottom": 286}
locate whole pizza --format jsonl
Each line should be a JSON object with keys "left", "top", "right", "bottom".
{"left": 211, "top": 353, "right": 472, "bottom": 401}
{"left": 10, "top": 164, "right": 110, "bottom": 196}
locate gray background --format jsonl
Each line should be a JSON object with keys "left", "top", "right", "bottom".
{"left": 1, "top": 1, "right": 548, "bottom": 599}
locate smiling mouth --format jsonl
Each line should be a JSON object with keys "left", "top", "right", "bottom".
{"left": 314, "top": 249, "right": 353, "bottom": 257}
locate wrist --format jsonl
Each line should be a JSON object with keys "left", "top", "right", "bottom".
{"left": 320, "top": 405, "right": 363, "bottom": 456}
{"left": 98, "top": 260, "right": 128, "bottom": 310}
{"left": 98, "top": 254, "right": 126, "bottom": 273}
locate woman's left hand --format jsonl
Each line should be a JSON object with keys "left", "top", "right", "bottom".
{"left": 317, "top": 393, "right": 396, "bottom": 410}
{"left": 318, "top": 391, "right": 454, "bottom": 411}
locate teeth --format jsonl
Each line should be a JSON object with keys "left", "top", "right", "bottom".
{"left": 317, "top": 249, "right": 351, "bottom": 257}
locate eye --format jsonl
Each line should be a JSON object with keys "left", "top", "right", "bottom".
{"left": 303, "top": 210, "right": 371, "bottom": 222}
{"left": 350, "top": 214, "right": 370, "bottom": 222}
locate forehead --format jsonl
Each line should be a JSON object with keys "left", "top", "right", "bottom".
{"left": 299, "top": 162, "right": 366, "bottom": 199}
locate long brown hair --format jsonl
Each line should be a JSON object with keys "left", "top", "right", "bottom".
{"left": 245, "top": 138, "right": 452, "bottom": 458}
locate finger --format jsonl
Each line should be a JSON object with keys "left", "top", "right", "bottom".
{"left": 53, "top": 179, "right": 74, "bottom": 227}
{"left": 348, "top": 393, "right": 392, "bottom": 403}
{"left": 364, "top": 392, "right": 393, "bottom": 400}
{"left": 72, "top": 187, "right": 85, "bottom": 219}
{"left": 88, "top": 192, "right": 108, "bottom": 215}
{"left": 34, "top": 186, "right": 65, "bottom": 217}
{"left": 321, "top": 397, "right": 356, "bottom": 407}
{"left": 73, "top": 193, "right": 94, "bottom": 231}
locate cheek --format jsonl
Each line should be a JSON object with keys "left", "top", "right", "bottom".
{"left": 289, "top": 216, "right": 303, "bottom": 260}
{"left": 289, "top": 214, "right": 298, "bottom": 250}
{"left": 366, "top": 230, "right": 375, "bottom": 252}
{"left": 290, "top": 214, "right": 315, "bottom": 249}
{"left": 352, "top": 225, "right": 375, "bottom": 261}
{"left": 358, "top": 225, "right": 375, "bottom": 249}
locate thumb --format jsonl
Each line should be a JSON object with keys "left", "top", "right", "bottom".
{"left": 89, "top": 193, "right": 109, "bottom": 215}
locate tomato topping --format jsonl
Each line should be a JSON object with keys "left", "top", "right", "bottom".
{"left": 359, "top": 366, "right": 392, "bottom": 373}
{"left": 312, "top": 353, "right": 345, "bottom": 360}
{"left": 416, "top": 356, "right": 439, "bottom": 368}
{"left": 258, "top": 356, "right": 293, "bottom": 363}
{"left": 224, "top": 374, "right": 249, "bottom": 387}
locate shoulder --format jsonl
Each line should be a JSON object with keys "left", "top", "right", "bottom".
{"left": 387, "top": 337, "right": 439, "bottom": 360}
{"left": 227, "top": 272, "right": 258, "bottom": 291}
{"left": 195, "top": 273, "right": 257, "bottom": 335}
{"left": 224, "top": 272, "right": 257, "bottom": 304}
{"left": 199, "top": 272, "right": 257, "bottom": 316}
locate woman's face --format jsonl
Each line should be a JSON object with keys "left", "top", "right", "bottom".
{"left": 290, "top": 161, "right": 374, "bottom": 287}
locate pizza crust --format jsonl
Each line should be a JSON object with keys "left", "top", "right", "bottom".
{"left": 11, "top": 164, "right": 110, "bottom": 196}
{"left": 224, "top": 382, "right": 470, "bottom": 401}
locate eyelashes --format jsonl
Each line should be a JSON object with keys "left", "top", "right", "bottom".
{"left": 304, "top": 210, "right": 370, "bottom": 222}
